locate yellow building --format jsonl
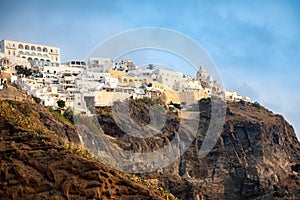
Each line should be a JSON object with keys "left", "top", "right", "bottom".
{"left": 162, "top": 90, "right": 181, "bottom": 104}
{"left": 109, "top": 70, "right": 125, "bottom": 79}
{"left": 120, "top": 76, "right": 141, "bottom": 87}
{"left": 162, "top": 90, "right": 209, "bottom": 105}
{"left": 145, "top": 79, "right": 165, "bottom": 92}
{"left": 94, "top": 89, "right": 132, "bottom": 107}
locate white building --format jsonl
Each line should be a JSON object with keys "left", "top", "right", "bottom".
{"left": 155, "top": 68, "right": 183, "bottom": 90}
{"left": 181, "top": 78, "right": 203, "bottom": 92}
{"left": 0, "top": 39, "right": 60, "bottom": 67}
{"left": 225, "top": 90, "right": 252, "bottom": 102}
{"left": 113, "top": 59, "right": 138, "bottom": 72}
{"left": 42, "top": 64, "right": 84, "bottom": 78}
{"left": 88, "top": 57, "right": 113, "bottom": 71}
{"left": 196, "top": 66, "right": 208, "bottom": 81}
{"left": 63, "top": 60, "right": 86, "bottom": 68}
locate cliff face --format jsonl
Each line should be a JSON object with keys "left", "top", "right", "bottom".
{"left": 1, "top": 87, "right": 300, "bottom": 200}
{"left": 0, "top": 89, "right": 174, "bottom": 200}
{"left": 97, "top": 100, "right": 300, "bottom": 199}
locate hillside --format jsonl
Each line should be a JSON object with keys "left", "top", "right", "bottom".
{"left": 96, "top": 98, "right": 300, "bottom": 199}
{"left": 1, "top": 87, "right": 300, "bottom": 199}
{"left": 0, "top": 88, "right": 177, "bottom": 200}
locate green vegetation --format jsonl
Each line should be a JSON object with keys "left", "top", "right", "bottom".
{"left": 199, "top": 97, "right": 211, "bottom": 104}
{"left": 65, "top": 143, "right": 97, "bottom": 161}
{"left": 20, "top": 104, "right": 32, "bottom": 116}
{"left": 63, "top": 108, "right": 74, "bottom": 124}
{"left": 189, "top": 97, "right": 211, "bottom": 111}
{"left": 129, "top": 97, "right": 163, "bottom": 107}
{"left": 128, "top": 174, "right": 180, "bottom": 200}
{"left": 15, "top": 65, "right": 32, "bottom": 77}
{"left": 130, "top": 97, "right": 154, "bottom": 107}
{"left": 0, "top": 101, "right": 38, "bottom": 133}
{"left": 57, "top": 100, "right": 65, "bottom": 108}
{"left": 48, "top": 107, "right": 74, "bottom": 124}
{"left": 253, "top": 101, "right": 263, "bottom": 109}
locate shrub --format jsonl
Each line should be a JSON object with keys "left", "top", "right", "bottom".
{"left": 57, "top": 100, "right": 65, "bottom": 108}
{"left": 63, "top": 108, "right": 74, "bottom": 124}
{"left": 253, "top": 101, "right": 262, "bottom": 109}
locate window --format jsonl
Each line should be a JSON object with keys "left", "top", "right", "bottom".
{"left": 37, "top": 47, "right": 41, "bottom": 51}
{"left": 42, "top": 47, "right": 48, "bottom": 52}
{"left": 31, "top": 46, "right": 36, "bottom": 51}
{"left": 25, "top": 45, "right": 29, "bottom": 50}
{"left": 18, "top": 44, "right": 24, "bottom": 49}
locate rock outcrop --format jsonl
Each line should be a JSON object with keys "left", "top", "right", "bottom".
{"left": 96, "top": 99, "right": 300, "bottom": 199}
{"left": 1, "top": 87, "right": 299, "bottom": 199}
{"left": 0, "top": 89, "right": 175, "bottom": 200}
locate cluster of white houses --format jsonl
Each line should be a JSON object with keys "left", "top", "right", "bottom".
{"left": 0, "top": 39, "right": 251, "bottom": 115}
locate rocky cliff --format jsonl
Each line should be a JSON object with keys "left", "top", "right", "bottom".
{"left": 1, "top": 87, "right": 300, "bottom": 199}
{"left": 96, "top": 99, "right": 300, "bottom": 199}
{"left": 0, "top": 88, "right": 177, "bottom": 200}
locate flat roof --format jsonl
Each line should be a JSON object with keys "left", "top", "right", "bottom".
{"left": 0, "top": 39, "right": 60, "bottom": 49}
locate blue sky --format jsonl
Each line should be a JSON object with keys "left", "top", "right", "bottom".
{"left": 1, "top": 0, "right": 300, "bottom": 139}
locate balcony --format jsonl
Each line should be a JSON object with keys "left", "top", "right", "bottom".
{"left": 49, "top": 51, "right": 59, "bottom": 55}
{"left": 6, "top": 45, "right": 16, "bottom": 50}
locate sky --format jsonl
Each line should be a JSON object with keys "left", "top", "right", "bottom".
{"left": 1, "top": 0, "right": 300, "bottom": 139}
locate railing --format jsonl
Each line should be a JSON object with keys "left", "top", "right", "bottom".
{"left": 6, "top": 45, "right": 16, "bottom": 50}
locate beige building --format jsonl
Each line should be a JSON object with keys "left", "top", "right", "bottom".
{"left": 0, "top": 39, "right": 60, "bottom": 67}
